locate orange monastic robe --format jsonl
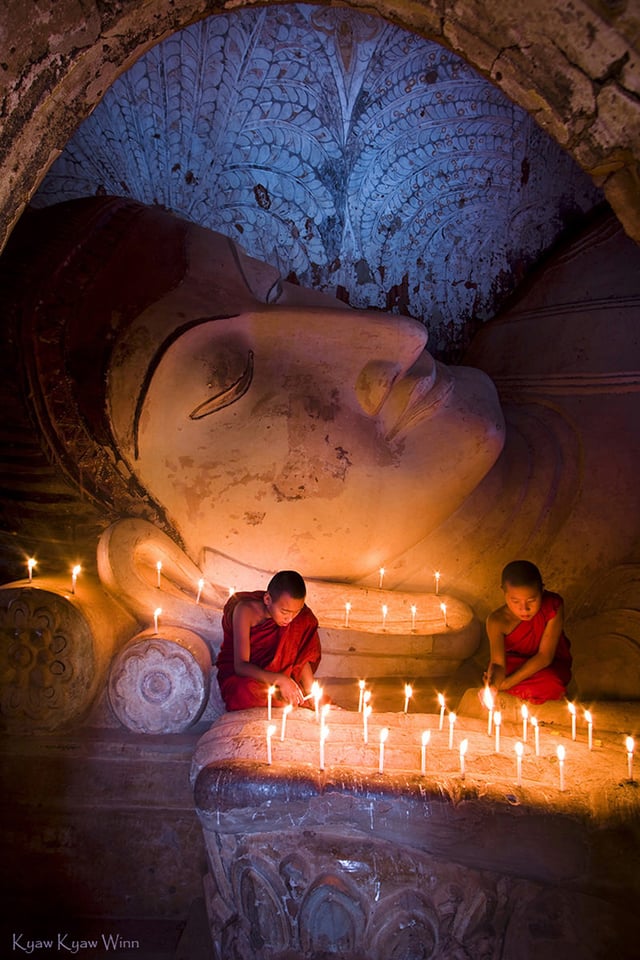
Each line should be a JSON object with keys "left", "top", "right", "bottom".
{"left": 216, "top": 590, "right": 321, "bottom": 710}
{"left": 504, "top": 590, "right": 572, "bottom": 704}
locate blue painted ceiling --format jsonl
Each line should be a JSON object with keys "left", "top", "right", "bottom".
{"left": 32, "top": 5, "right": 603, "bottom": 358}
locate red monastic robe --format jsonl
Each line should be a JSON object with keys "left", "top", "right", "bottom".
{"left": 216, "top": 590, "right": 322, "bottom": 710}
{"left": 504, "top": 590, "right": 572, "bottom": 703}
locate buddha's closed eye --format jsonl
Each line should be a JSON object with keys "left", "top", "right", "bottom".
{"left": 189, "top": 350, "right": 254, "bottom": 420}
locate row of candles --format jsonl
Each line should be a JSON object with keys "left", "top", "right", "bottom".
{"left": 26, "top": 558, "right": 82, "bottom": 594}
{"left": 264, "top": 680, "right": 637, "bottom": 787}
{"left": 28, "top": 557, "right": 448, "bottom": 634}
{"left": 344, "top": 600, "right": 448, "bottom": 630}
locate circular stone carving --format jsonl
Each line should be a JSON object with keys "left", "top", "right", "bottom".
{"left": 0, "top": 587, "right": 97, "bottom": 731}
{"left": 107, "top": 628, "right": 210, "bottom": 733}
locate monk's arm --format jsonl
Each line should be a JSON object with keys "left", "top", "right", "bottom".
{"left": 484, "top": 611, "right": 506, "bottom": 694}
{"left": 232, "top": 603, "right": 304, "bottom": 704}
{"left": 500, "top": 603, "right": 565, "bottom": 691}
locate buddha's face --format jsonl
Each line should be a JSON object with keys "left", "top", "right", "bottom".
{"left": 115, "top": 304, "right": 504, "bottom": 581}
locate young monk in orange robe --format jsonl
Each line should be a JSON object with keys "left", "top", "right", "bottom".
{"left": 216, "top": 570, "right": 322, "bottom": 711}
{"left": 484, "top": 560, "right": 572, "bottom": 704}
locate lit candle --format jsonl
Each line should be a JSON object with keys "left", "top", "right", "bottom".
{"left": 379, "top": 727, "right": 389, "bottom": 773}
{"left": 267, "top": 684, "right": 276, "bottom": 721}
{"left": 532, "top": 716, "right": 540, "bottom": 756}
{"left": 153, "top": 607, "right": 162, "bottom": 633}
{"left": 320, "top": 725, "right": 329, "bottom": 770}
{"left": 71, "top": 564, "right": 81, "bottom": 594}
{"left": 403, "top": 683, "right": 413, "bottom": 714}
{"left": 584, "top": 709, "right": 593, "bottom": 750}
{"left": 515, "top": 741, "right": 524, "bottom": 785}
{"left": 344, "top": 601, "right": 351, "bottom": 628}
{"left": 311, "top": 680, "right": 321, "bottom": 721}
{"left": 521, "top": 703, "right": 529, "bottom": 742}
{"left": 363, "top": 703, "right": 372, "bottom": 744}
{"left": 358, "top": 679, "right": 366, "bottom": 712}
{"left": 381, "top": 604, "right": 388, "bottom": 630}
{"left": 459, "top": 738, "right": 468, "bottom": 779}
{"left": 379, "top": 567, "right": 385, "bottom": 588}
{"left": 494, "top": 710, "right": 502, "bottom": 752}
{"left": 434, "top": 570, "right": 440, "bottom": 595}
{"left": 557, "top": 744, "right": 565, "bottom": 791}
{"left": 410, "top": 604, "right": 417, "bottom": 631}
{"left": 196, "top": 578, "right": 204, "bottom": 604}
{"left": 437, "top": 692, "right": 446, "bottom": 731}
{"left": 626, "top": 736, "right": 635, "bottom": 781}
{"left": 266, "top": 723, "right": 276, "bottom": 765}
{"left": 228, "top": 586, "right": 235, "bottom": 596}
{"left": 420, "top": 730, "right": 430, "bottom": 775}
{"left": 156, "top": 560, "right": 162, "bottom": 588}
{"left": 321, "top": 702, "right": 330, "bottom": 736}
{"left": 440, "top": 602, "right": 448, "bottom": 627}
{"left": 27, "top": 558, "right": 36, "bottom": 583}
{"left": 280, "top": 703, "right": 292, "bottom": 741}
{"left": 483, "top": 686, "right": 494, "bottom": 736}
{"left": 448, "top": 711, "right": 456, "bottom": 750}
{"left": 568, "top": 701, "right": 577, "bottom": 740}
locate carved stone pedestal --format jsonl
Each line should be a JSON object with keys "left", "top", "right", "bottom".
{"left": 192, "top": 709, "right": 640, "bottom": 960}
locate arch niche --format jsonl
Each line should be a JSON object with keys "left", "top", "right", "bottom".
{"left": 1, "top": 0, "right": 639, "bottom": 253}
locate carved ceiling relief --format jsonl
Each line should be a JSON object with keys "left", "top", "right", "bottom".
{"left": 31, "top": 5, "right": 602, "bottom": 360}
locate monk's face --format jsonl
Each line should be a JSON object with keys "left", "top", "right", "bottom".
{"left": 264, "top": 591, "right": 305, "bottom": 627}
{"left": 503, "top": 584, "right": 543, "bottom": 621}
{"left": 122, "top": 305, "right": 504, "bottom": 582}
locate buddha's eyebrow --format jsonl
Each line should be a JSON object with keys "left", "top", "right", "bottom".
{"left": 189, "top": 350, "right": 254, "bottom": 420}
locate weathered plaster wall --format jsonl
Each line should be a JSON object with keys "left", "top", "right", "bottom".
{"left": 1, "top": 0, "right": 639, "bottom": 260}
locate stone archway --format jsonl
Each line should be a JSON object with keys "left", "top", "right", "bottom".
{"left": 1, "top": 0, "right": 639, "bottom": 253}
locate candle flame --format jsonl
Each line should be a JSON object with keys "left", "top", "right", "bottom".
{"left": 584, "top": 709, "right": 592, "bottom": 724}
{"left": 437, "top": 692, "right": 445, "bottom": 707}
{"left": 459, "top": 738, "right": 468, "bottom": 756}
{"left": 156, "top": 561, "right": 162, "bottom": 571}
{"left": 363, "top": 689, "right": 371, "bottom": 705}
{"left": 380, "top": 727, "right": 389, "bottom": 743}
{"left": 494, "top": 710, "right": 502, "bottom": 726}
{"left": 27, "top": 558, "right": 37, "bottom": 570}
{"left": 154, "top": 606, "right": 162, "bottom": 617}
{"left": 267, "top": 724, "right": 276, "bottom": 738}
{"left": 345, "top": 601, "right": 352, "bottom": 611}
{"left": 567, "top": 701, "right": 576, "bottom": 715}
{"left": 557, "top": 744, "right": 565, "bottom": 761}
{"left": 626, "top": 736, "right": 635, "bottom": 753}
{"left": 531, "top": 716, "right": 538, "bottom": 727}
{"left": 404, "top": 683, "right": 413, "bottom": 698}
{"left": 482, "top": 686, "right": 494, "bottom": 710}
{"left": 521, "top": 703, "right": 528, "bottom": 719}
{"left": 515, "top": 741, "right": 524, "bottom": 756}
{"left": 72, "top": 564, "right": 81, "bottom": 576}
{"left": 268, "top": 684, "right": 276, "bottom": 696}
{"left": 283, "top": 704, "right": 293, "bottom": 716}
{"left": 422, "top": 730, "right": 431, "bottom": 746}
{"left": 382, "top": 604, "right": 388, "bottom": 615}
{"left": 440, "top": 602, "right": 447, "bottom": 614}
{"left": 449, "top": 711, "right": 456, "bottom": 724}
{"left": 358, "top": 679, "right": 365, "bottom": 689}
{"left": 410, "top": 604, "right": 417, "bottom": 615}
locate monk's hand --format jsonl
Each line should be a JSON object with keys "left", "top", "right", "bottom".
{"left": 277, "top": 675, "right": 304, "bottom": 706}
